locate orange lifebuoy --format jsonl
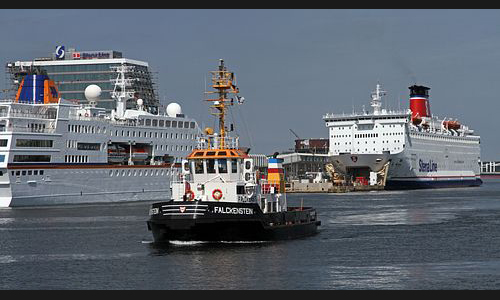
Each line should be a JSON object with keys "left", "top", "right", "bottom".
{"left": 85, "top": 113, "right": 89, "bottom": 117}
{"left": 212, "top": 189, "right": 223, "bottom": 201}
{"left": 185, "top": 190, "right": 195, "bottom": 201}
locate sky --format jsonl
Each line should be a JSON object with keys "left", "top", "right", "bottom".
{"left": 0, "top": 9, "right": 499, "bottom": 160}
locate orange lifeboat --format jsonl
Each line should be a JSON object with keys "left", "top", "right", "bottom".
{"left": 443, "top": 120, "right": 461, "bottom": 130}
{"left": 108, "top": 145, "right": 127, "bottom": 163}
{"left": 131, "top": 147, "right": 149, "bottom": 161}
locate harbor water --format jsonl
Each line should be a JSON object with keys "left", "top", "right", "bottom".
{"left": 1, "top": 180, "right": 500, "bottom": 289}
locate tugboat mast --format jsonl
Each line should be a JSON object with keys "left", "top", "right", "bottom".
{"left": 205, "top": 59, "right": 240, "bottom": 149}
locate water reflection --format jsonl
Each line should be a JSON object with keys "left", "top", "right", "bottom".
{"left": 1, "top": 181, "right": 500, "bottom": 289}
{"left": 331, "top": 207, "right": 456, "bottom": 226}
{"left": 147, "top": 241, "right": 291, "bottom": 289}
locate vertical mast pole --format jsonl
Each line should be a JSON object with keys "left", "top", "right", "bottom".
{"left": 205, "top": 59, "right": 240, "bottom": 149}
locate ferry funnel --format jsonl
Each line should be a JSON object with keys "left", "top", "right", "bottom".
{"left": 409, "top": 85, "right": 431, "bottom": 123}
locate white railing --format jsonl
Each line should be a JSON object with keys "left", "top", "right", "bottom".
{"left": 259, "top": 180, "right": 284, "bottom": 195}
{"left": 323, "top": 109, "right": 410, "bottom": 120}
{"left": 196, "top": 135, "right": 239, "bottom": 150}
{"left": 7, "top": 125, "right": 56, "bottom": 134}
{"left": 1, "top": 112, "right": 56, "bottom": 120}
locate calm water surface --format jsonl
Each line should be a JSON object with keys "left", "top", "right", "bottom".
{"left": 1, "top": 179, "right": 500, "bottom": 289}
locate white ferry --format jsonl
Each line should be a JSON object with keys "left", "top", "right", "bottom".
{"left": 323, "top": 84, "right": 482, "bottom": 189}
{"left": 0, "top": 64, "right": 200, "bottom": 207}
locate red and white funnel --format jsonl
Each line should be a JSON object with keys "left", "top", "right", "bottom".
{"left": 409, "top": 85, "right": 431, "bottom": 124}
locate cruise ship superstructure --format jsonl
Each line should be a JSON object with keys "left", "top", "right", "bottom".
{"left": 323, "top": 84, "right": 482, "bottom": 189}
{"left": 0, "top": 64, "right": 200, "bottom": 207}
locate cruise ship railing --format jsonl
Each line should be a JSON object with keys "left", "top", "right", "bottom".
{"left": 7, "top": 125, "right": 56, "bottom": 133}
{"left": 323, "top": 109, "right": 410, "bottom": 120}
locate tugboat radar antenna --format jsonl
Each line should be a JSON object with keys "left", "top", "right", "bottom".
{"left": 205, "top": 59, "right": 242, "bottom": 149}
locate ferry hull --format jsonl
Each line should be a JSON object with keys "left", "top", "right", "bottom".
{"left": 147, "top": 201, "right": 320, "bottom": 242}
{"left": 331, "top": 152, "right": 391, "bottom": 173}
{"left": 386, "top": 177, "right": 483, "bottom": 190}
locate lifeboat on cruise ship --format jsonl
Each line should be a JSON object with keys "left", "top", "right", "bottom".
{"left": 442, "top": 120, "right": 461, "bottom": 130}
{"left": 108, "top": 145, "right": 127, "bottom": 164}
{"left": 131, "top": 147, "right": 149, "bottom": 161}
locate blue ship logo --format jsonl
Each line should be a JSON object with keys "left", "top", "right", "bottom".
{"left": 419, "top": 159, "right": 438, "bottom": 172}
{"left": 55, "top": 45, "right": 65, "bottom": 59}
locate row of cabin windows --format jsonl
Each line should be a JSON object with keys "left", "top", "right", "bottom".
{"left": 333, "top": 146, "right": 402, "bottom": 153}
{"left": 16, "top": 139, "right": 54, "bottom": 148}
{"left": 355, "top": 140, "right": 402, "bottom": 144}
{"left": 193, "top": 159, "right": 239, "bottom": 174}
{"left": 11, "top": 170, "right": 45, "bottom": 176}
{"left": 65, "top": 155, "right": 89, "bottom": 163}
{"left": 355, "top": 133, "right": 379, "bottom": 138}
{"left": 111, "top": 130, "right": 196, "bottom": 140}
{"left": 66, "top": 141, "right": 102, "bottom": 151}
{"left": 333, "top": 123, "right": 403, "bottom": 130}
{"left": 139, "top": 119, "right": 196, "bottom": 129}
{"left": 13, "top": 155, "right": 51, "bottom": 162}
{"left": 332, "top": 132, "right": 404, "bottom": 139}
{"left": 65, "top": 141, "right": 193, "bottom": 152}
{"left": 333, "top": 144, "right": 404, "bottom": 153}
{"left": 328, "top": 116, "right": 406, "bottom": 123}
{"left": 28, "top": 123, "right": 47, "bottom": 132}
{"left": 1, "top": 139, "right": 54, "bottom": 148}
{"left": 68, "top": 124, "right": 198, "bottom": 141}
{"left": 68, "top": 124, "right": 105, "bottom": 134}
{"left": 109, "top": 168, "right": 173, "bottom": 177}
{"left": 155, "top": 144, "right": 194, "bottom": 152}
{"left": 10, "top": 169, "right": 175, "bottom": 178}
{"left": 67, "top": 121, "right": 195, "bottom": 133}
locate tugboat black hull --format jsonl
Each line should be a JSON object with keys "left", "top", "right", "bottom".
{"left": 147, "top": 201, "right": 320, "bottom": 243}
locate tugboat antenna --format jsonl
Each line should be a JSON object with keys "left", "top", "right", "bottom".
{"left": 205, "top": 59, "right": 241, "bottom": 149}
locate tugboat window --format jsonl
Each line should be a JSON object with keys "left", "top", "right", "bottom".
{"left": 218, "top": 159, "right": 228, "bottom": 173}
{"left": 229, "top": 159, "right": 237, "bottom": 173}
{"left": 206, "top": 159, "right": 216, "bottom": 174}
{"left": 236, "top": 185, "right": 245, "bottom": 194}
{"left": 194, "top": 160, "right": 204, "bottom": 174}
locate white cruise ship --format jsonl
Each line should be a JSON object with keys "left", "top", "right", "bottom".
{"left": 323, "top": 84, "right": 482, "bottom": 189}
{"left": 0, "top": 64, "right": 200, "bottom": 207}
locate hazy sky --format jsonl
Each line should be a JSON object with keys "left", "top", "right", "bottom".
{"left": 1, "top": 9, "right": 499, "bottom": 159}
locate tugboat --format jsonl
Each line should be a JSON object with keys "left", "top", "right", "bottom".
{"left": 146, "top": 59, "right": 321, "bottom": 242}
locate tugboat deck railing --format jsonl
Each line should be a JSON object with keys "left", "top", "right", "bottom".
{"left": 196, "top": 135, "right": 239, "bottom": 150}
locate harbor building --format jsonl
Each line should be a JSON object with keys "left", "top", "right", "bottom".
{"left": 5, "top": 46, "right": 160, "bottom": 113}
{"left": 277, "top": 138, "right": 330, "bottom": 182}
{"left": 481, "top": 161, "right": 500, "bottom": 175}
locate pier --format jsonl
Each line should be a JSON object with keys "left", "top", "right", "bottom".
{"left": 285, "top": 181, "right": 384, "bottom": 193}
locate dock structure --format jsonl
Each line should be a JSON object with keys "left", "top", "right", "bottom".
{"left": 285, "top": 181, "right": 384, "bottom": 193}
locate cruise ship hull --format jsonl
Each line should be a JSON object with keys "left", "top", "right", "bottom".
{"left": 0, "top": 164, "right": 174, "bottom": 207}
